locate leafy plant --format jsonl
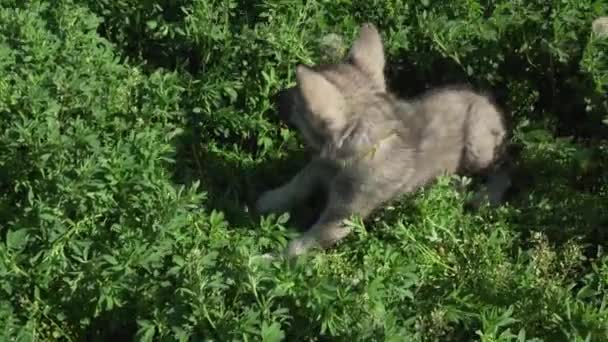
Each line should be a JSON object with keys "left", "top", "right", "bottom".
{"left": 1, "top": 0, "right": 607, "bottom": 340}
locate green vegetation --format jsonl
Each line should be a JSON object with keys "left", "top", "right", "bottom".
{"left": 1, "top": 0, "right": 607, "bottom": 340}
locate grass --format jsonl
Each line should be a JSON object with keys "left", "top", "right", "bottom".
{"left": 0, "top": 0, "right": 607, "bottom": 340}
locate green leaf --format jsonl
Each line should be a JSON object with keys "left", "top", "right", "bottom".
{"left": 102, "top": 255, "right": 119, "bottom": 265}
{"left": 261, "top": 321, "right": 285, "bottom": 342}
{"left": 136, "top": 320, "right": 156, "bottom": 342}
{"left": 146, "top": 20, "right": 158, "bottom": 30}
{"left": 6, "top": 229, "right": 29, "bottom": 251}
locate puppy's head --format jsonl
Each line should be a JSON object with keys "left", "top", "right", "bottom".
{"left": 274, "top": 23, "right": 387, "bottom": 151}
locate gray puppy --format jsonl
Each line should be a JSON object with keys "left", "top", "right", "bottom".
{"left": 257, "top": 23, "right": 512, "bottom": 257}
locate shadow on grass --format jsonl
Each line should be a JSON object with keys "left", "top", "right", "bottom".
{"left": 84, "top": 308, "right": 137, "bottom": 342}
{"left": 171, "top": 108, "right": 327, "bottom": 232}
{"left": 503, "top": 141, "right": 608, "bottom": 251}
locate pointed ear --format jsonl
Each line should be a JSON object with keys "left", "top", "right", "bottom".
{"left": 296, "top": 65, "right": 347, "bottom": 129}
{"left": 348, "top": 23, "right": 386, "bottom": 89}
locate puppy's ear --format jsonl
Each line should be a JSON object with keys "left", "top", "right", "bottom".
{"left": 295, "top": 65, "right": 347, "bottom": 130}
{"left": 348, "top": 23, "right": 386, "bottom": 90}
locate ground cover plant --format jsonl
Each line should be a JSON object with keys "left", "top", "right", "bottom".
{"left": 1, "top": 0, "right": 607, "bottom": 340}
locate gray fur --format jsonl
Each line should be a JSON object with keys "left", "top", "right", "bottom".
{"left": 257, "top": 23, "right": 513, "bottom": 257}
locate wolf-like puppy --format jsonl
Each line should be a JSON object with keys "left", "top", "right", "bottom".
{"left": 257, "top": 23, "right": 512, "bottom": 257}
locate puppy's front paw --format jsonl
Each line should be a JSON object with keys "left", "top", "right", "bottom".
{"left": 256, "top": 189, "right": 286, "bottom": 215}
{"left": 285, "top": 235, "right": 319, "bottom": 258}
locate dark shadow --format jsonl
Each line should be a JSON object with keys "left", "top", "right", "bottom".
{"left": 84, "top": 309, "right": 137, "bottom": 342}
{"left": 386, "top": 55, "right": 471, "bottom": 98}
{"left": 85, "top": 1, "right": 271, "bottom": 76}
{"left": 440, "top": 137, "right": 608, "bottom": 271}
{"left": 386, "top": 37, "right": 608, "bottom": 142}
{"left": 171, "top": 99, "right": 326, "bottom": 232}
{"left": 502, "top": 145, "right": 608, "bottom": 250}
{"left": 86, "top": 0, "right": 199, "bottom": 74}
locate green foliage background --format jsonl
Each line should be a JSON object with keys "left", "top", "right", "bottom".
{"left": 1, "top": 0, "right": 607, "bottom": 340}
